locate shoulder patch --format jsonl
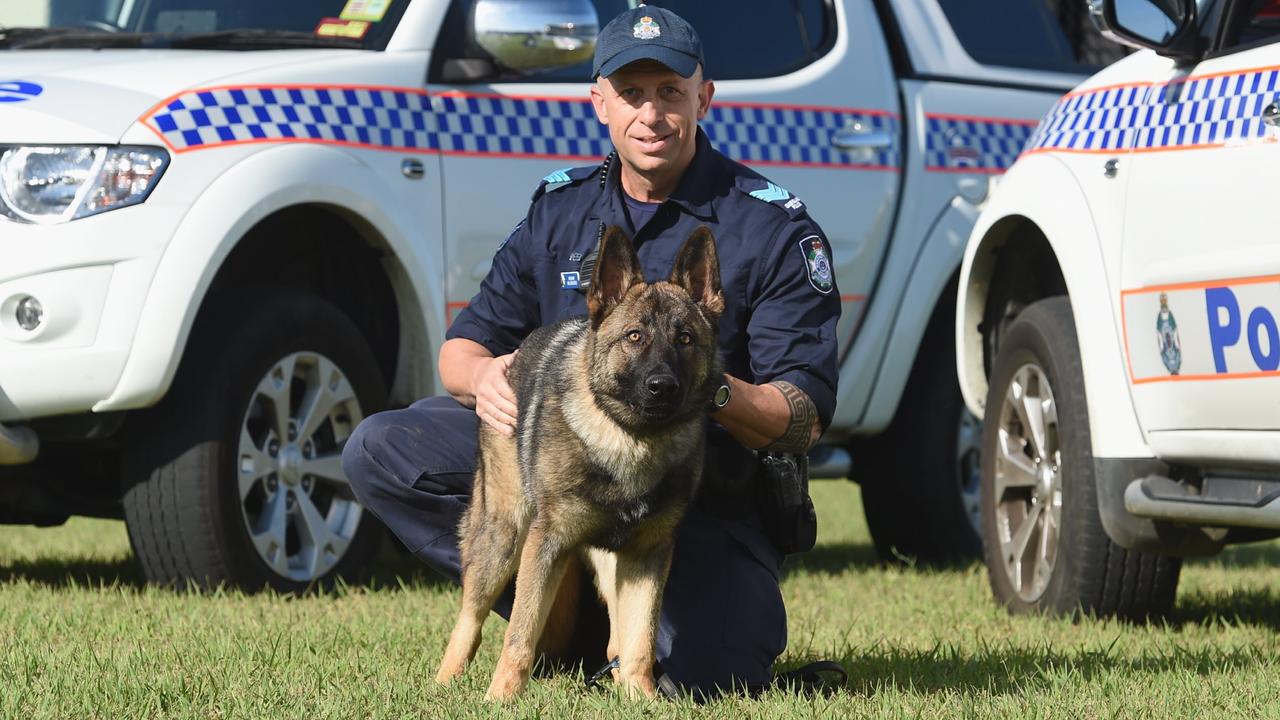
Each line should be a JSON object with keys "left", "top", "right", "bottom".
{"left": 736, "top": 176, "right": 807, "bottom": 219}
{"left": 798, "top": 235, "right": 834, "bottom": 295}
{"left": 531, "top": 163, "right": 600, "bottom": 201}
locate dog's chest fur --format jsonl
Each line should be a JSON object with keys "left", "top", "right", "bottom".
{"left": 513, "top": 318, "right": 702, "bottom": 550}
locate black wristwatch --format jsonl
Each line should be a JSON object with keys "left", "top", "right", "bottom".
{"left": 710, "top": 381, "right": 732, "bottom": 412}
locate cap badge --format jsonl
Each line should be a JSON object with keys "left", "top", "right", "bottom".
{"left": 633, "top": 16, "right": 661, "bottom": 40}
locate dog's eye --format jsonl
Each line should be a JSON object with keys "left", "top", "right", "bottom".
{"left": 677, "top": 331, "right": 693, "bottom": 345}
{"left": 627, "top": 330, "right": 643, "bottom": 343}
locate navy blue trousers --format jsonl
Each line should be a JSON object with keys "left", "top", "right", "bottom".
{"left": 341, "top": 395, "right": 786, "bottom": 696}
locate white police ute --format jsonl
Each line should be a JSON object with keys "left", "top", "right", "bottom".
{"left": 958, "top": 0, "right": 1280, "bottom": 618}
{"left": 0, "top": 0, "right": 1115, "bottom": 591}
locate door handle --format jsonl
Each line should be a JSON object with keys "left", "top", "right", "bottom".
{"left": 830, "top": 122, "right": 894, "bottom": 152}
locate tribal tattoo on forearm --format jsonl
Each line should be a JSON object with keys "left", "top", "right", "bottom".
{"left": 763, "top": 380, "right": 819, "bottom": 453}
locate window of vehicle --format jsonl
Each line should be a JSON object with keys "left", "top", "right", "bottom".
{"left": 0, "top": 0, "right": 407, "bottom": 51}
{"left": 1218, "top": 0, "right": 1280, "bottom": 53}
{"left": 936, "top": 0, "right": 1130, "bottom": 73}
{"left": 432, "top": 0, "right": 834, "bottom": 83}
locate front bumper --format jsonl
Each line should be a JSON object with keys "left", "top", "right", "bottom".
{"left": 0, "top": 202, "right": 185, "bottom": 422}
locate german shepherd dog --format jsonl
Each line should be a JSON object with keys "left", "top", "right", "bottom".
{"left": 436, "top": 225, "right": 724, "bottom": 700}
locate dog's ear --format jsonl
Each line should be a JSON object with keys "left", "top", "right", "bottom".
{"left": 670, "top": 225, "right": 724, "bottom": 318}
{"left": 588, "top": 225, "right": 644, "bottom": 328}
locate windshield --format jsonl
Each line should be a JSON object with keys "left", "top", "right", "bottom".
{"left": 0, "top": 0, "right": 407, "bottom": 50}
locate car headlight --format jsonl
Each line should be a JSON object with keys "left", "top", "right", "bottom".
{"left": 0, "top": 145, "right": 169, "bottom": 225}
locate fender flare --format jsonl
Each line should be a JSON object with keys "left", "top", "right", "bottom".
{"left": 956, "top": 153, "right": 1151, "bottom": 459}
{"left": 94, "top": 144, "right": 442, "bottom": 412}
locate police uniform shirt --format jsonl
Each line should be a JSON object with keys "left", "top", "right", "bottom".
{"left": 447, "top": 128, "right": 841, "bottom": 441}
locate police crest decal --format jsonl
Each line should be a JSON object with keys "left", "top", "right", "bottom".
{"left": 1156, "top": 292, "right": 1181, "bottom": 375}
{"left": 633, "top": 16, "right": 661, "bottom": 39}
{"left": 800, "top": 236, "right": 833, "bottom": 294}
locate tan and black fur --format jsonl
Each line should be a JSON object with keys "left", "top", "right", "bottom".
{"left": 436, "top": 225, "right": 724, "bottom": 700}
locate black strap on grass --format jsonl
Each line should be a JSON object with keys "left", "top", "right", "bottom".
{"left": 770, "top": 660, "right": 848, "bottom": 695}
{"left": 585, "top": 656, "right": 620, "bottom": 690}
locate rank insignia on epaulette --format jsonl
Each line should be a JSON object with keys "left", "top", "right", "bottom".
{"left": 800, "top": 235, "right": 834, "bottom": 294}
{"left": 744, "top": 179, "right": 806, "bottom": 216}
{"left": 542, "top": 167, "right": 574, "bottom": 192}
{"left": 749, "top": 182, "right": 791, "bottom": 203}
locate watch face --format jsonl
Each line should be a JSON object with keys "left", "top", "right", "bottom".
{"left": 713, "top": 383, "right": 731, "bottom": 408}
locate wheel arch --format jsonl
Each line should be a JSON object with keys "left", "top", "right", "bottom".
{"left": 197, "top": 203, "right": 414, "bottom": 404}
{"left": 95, "top": 144, "right": 443, "bottom": 414}
{"left": 957, "top": 156, "right": 1150, "bottom": 459}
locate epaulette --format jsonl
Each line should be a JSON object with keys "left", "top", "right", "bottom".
{"left": 734, "top": 175, "right": 808, "bottom": 220}
{"left": 531, "top": 164, "right": 600, "bottom": 201}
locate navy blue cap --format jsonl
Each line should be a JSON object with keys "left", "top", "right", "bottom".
{"left": 592, "top": 5, "right": 704, "bottom": 79}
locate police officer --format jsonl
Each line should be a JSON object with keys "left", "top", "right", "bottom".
{"left": 342, "top": 5, "right": 840, "bottom": 698}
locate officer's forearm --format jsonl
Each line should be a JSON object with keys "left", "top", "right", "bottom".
{"left": 711, "top": 376, "right": 822, "bottom": 453}
{"left": 438, "top": 337, "right": 495, "bottom": 408}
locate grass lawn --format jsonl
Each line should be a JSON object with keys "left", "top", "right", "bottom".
{"left": 2, "top": 480, "right": 1278, "bottom": 719}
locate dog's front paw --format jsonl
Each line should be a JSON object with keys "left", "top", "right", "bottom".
{"left": 620, "top": 671, "right": 659, "bottom": 699}
{"left": 484, "top": 666, "right": 528, "bottom": 701}
{"left": 435, "top": 661, "right": 465, "bottom": 686}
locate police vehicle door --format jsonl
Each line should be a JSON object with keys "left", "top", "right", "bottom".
{"left": 1118, "top": 6, "right": 1280, "bottom": 441}
{"left": 427, "top": 0, "right": 902, "bottom": 354}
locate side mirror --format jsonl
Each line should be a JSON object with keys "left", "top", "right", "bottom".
{"left": 1089, "top": 0, "right": 1199, "bottom": 62}
{"left": 472, "top": 0, "right": 598, "bottom": 74}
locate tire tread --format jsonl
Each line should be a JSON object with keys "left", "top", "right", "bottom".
{"left": 121, "top": 288, "right": 385, "bottom": 592}
{"left": 982, "top": 297, "right": 1181, "bottom": 621}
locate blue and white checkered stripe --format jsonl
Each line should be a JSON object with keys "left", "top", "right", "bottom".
{"left": 1027, "top": 84, "right": 1151, "bottom": 153}
{"left": 704, "top": 105, "right": 899, "bottom": 168}
{"left": 924, "top": 116, "right": 1036, "bottom": 172}
{"left": 435, "top": 94, "right": 900, "bottom": 168}
{"left": 146, "top": 86, "right": 901, "bottom": 168}
{"left": 432, "top": 93, "right": 608, "bottom": 157}
{"left": 1138, "top": 68, "right": 1280, "bottom": 149}
{"left": 148, "top": 86, "right": 433, "bottom": 151}
{"left": 1028, "top": 67, "right": 1280, "bottom": 154}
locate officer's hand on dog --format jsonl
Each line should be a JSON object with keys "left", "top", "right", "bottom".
{"left": 471, "top": 351, "right": 519, "bottom": 436}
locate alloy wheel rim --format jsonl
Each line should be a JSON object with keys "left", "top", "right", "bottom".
{"left": 237, "top": 351, "right": 365, "bottom": 582}
{"left": 993, "top": 363, "right": 1062, "bottom": 602}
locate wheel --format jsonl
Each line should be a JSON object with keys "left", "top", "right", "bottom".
{"left": 122, "top": 288, "right": 386, "bottom": 592}
{"left": 854, "top": 291, "right": 982, "bottom": 566}
{"left": 980, "top": 296, "right": 1180, "bottom": 619}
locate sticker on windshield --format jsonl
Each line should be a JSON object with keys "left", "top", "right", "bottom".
{"left": 315, "top": 18, "right": 371, "bottom": 39}
{"left": 340, "top": 0, "right": 391, "bottom": 23}
{"left": 0, "top": 81, "right": 43, "bottom": 104}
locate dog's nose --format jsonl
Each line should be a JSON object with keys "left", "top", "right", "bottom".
{"left": 646, "top": 374, "right": 679, "bottom": 398}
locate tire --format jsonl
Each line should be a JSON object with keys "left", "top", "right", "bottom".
{"left": 854, "top": 292, "right": 983, "bottom": 566}
{"left": 980, "top": 296, "right": 1180, "bottom": 619}
{"left": 122, "top": 288, "right": 387, "bottom": 592}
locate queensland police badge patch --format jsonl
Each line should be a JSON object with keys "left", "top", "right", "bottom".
{"left": 1156, "top": 292, "right": 1181, "bottom": 375}
{"left": 800, "top": 235, "right": 833, "bottom": 294}
{"left": 633, "top": 16, "right": 660, "bottom": 39}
